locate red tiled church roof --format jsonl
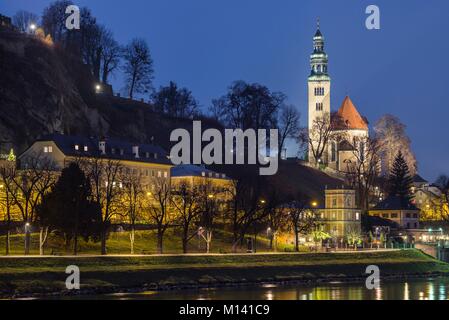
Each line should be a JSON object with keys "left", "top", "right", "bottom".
{"left": 331, "top": 96, "right": 369, "bottom": 130}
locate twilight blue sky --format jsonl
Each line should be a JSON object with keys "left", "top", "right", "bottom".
{"left": 1, "top": 0, "right": 448, "bottom": 181}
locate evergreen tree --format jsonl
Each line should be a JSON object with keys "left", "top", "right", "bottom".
{"left": 36, "top": 163, "right": 102, "bottom": 255}
{"left": 388, "top": 151, "right": 414, "bottom": 205}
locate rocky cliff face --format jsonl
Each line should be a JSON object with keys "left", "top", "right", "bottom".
{"left": 0, "top": 30, "right": 109, "bottom": 152}
{"left": 0, "top": 29, "right": 220, "bottom": 154}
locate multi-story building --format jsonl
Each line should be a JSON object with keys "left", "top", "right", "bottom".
{"left": 320, "top": 189, "right": 362, "bottom": 239}
{"left": 368, "top": 196, "right": 420, "bottom": 230}
{"left": 19, "top": 133, "right": 172, "bottom": 174}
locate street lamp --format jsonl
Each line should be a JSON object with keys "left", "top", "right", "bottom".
{"left": 95, "top": 84, "right": 102, "bottom": 93}
{"left": 311, "top": 201, "right": 318, "bottom": 208}
{"left": 208, "top": 194, "right": 214, "bottom": 199}
{"left": 29, "top": 24, "right": 36, "bottom": 32}
{"left": 260, "top": 199, "right": 266, "bottom": 204}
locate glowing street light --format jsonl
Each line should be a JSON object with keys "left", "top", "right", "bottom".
{"left": 95, "top": 84, "right": 102, "bottom": 93}
{"left": 260, "top": 199, "right": 266, "bottom": 204}
{"left": 208, "top": 194, "right": 214, "bottom": 199}
{"left": 311, "top": 201, "right": 318, "bottom": 208}
{"left": 29, "top": 24, "right": 37, "bottom": 31}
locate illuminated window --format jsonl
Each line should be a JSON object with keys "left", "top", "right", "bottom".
{"left": 164, "top": 171, "right": 168, "bottom": 178}
{"left": 355, "top": 212, "right": 360, "bottom": 220}
{"left": 158, "top": 171, "right": 162, "bottom": 178}
{"left": 84, "top": 146, "right": 88, "bottom": 152}
{"left": 75, "top": 145, "right": 79, "bottom": 151}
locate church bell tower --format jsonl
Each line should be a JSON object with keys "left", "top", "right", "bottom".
{"left": 308, "top": 20, "right": 331, "bottom": 163}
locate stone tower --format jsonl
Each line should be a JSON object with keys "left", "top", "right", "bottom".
{"left": 308, "top": 21, "right": 331, "bottom": 164}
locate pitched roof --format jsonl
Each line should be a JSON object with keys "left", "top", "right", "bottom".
{"left": 332, "top": 96, "right": 369, "bottom": 130}
{"left": 171, "top": 164, "right": 230, "bottom": 180}
{"left": 413, "top": 174, "right": 428, "bottom": 184}
{"left": 371, "top": 195, "right": 419, "bottom": 211}
{"left": 35, "top": 133, "right": 171, "bottom": 165}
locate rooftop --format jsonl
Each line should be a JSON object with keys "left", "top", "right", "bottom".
{"left": 171, "top": 164, "right": 229, "bottom": 180}
{"left": 332, "top": 96, "right": 369, "bottom": 131}
{"left": 371, "top": 195, "right": 420, "bottom": 211}
{"left": 33, "top": 133, "right": 171, "bottom": 165}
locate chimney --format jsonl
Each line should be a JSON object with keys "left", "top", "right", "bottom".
{"left": 99, "top": 139, "right": 106, "bottom": 155}
{"left": 132, "top": 145, "right": 140, "bottom": 158}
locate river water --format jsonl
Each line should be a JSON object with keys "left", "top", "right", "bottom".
{"left": 93, "top": 277, "right": 449, "bottom": 300}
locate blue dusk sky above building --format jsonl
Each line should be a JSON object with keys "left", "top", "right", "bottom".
{"left": 1, "top": 0, "right": 448, "bottom": 181}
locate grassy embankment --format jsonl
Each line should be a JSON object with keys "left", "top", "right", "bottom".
{"left": 0, "top": 249, "right": 448, "bottom": 298}
{"left": 0, "top": 229, "right": 288, "bottom": 256}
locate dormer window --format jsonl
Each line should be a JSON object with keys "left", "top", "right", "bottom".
{"left": 84, "top": 146, "right": 88, "bottom": 152}
{"left": 43, "top": 146, "right": 53, "bottom": 153}
{"left": 154, "top": 153, "right": 158, "bottom": 159}
{"left": 146, "top": 152, "right": 150, "bottom": 158}
{"left": 111, "top": 148, "right": 116, "bottom": 154}
{"left": 75, "top": 145, "right": 79, "bottom": 151}
{"left": 120, "top": 149, "right": 124, "bottom": 156}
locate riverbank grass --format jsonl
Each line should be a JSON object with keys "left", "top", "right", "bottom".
{"left": 0, "top": 249, "right": 448, "bottom": 298}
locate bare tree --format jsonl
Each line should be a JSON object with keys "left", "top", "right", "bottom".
{"left": 343, "top": 136, "right": 382, "bottom": 213}
{"left": 83, "top": 158, "right": 123, "bottom": 255}
{"left": 10, "top": 154, "right": 56, "bottom": 255}
{"left": 197, "top": 180, "right": 223, "bottom": 253}
{"left": 171, "top": 180, "right": 202, "bottom": 253}
{"left": 144, "top": 177, "right": 172, "bottom": 254}
{"left": 123, "top": 38, "right": 154, "bottom": 99}
{"left": 374, "top": 114, "right": 417, "bottom": 176}
{"left": 100, "top": 29, "right": 122, "bottom": 84}
{"left": 121, "top": 171, "right": 144, "bottom": 254}
{"left": 299, "top": 113, "right": 344, "bottom": 166}
{"left": 151, "top": 81, "right": 199, "bottom": 118}
{"left": 13, "top": 10, "right": 39, "bottom": 33}
{"left": 211, "top": 81, "right": 283, "bottom": 131}
{"left": 0, "top": 161, "right": 19, "bottom": 255}
{"left": 287, "top": 198, "right": 318, "bottom": 252}
{"left": 278, "top": 105, "right": 300, "bottom": 154}
{"left": 41, "top": 0, "right": 72, "bottom": 43}
{"left": 227, "top": 177, "right": 269, "bottom": 252}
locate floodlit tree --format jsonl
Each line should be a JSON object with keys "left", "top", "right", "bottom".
{"left": 152, "top": 81, "right": 199, "bottom": 118}
{"left": 287, "top": 197, "right": 319, "bottom": 252}
{"left": 171, "top": 180, "right": 202, "bottom": 253}
{"left": 345, "top": 227, "right": 362, "bottom": 250}
{"left": 299, "top": 113, "right": 345, "bottom": 166}
{"left": 197, "top": 180, "right": 222, "bottom": 253}
{"left": 374, "top": 114, "right": 417, "bottom": 176}
{"left": 0, "top": 161, "right": 19, "bottom": 255}
{"left": 311, "top": 230, "right": 331, "bottom": 251}
{"left": 388, "top": 151, "right": 414, "bottom": 205}
{"left": 83, "top": 158, "right": 123, "bottom": 255}
{"left": 123, "top": 38, "right": 154, "bottom": 99}
{"left": 211, "top": 81, "right": 283, "bottom": 130}
{"left": 9, "top": 154, "right": 56, "bottom": 255}
{"left": 144, "top": 177, "right": 172, "bottom": 254}
{"left": 344, "top": 136, "right": 382, "bottom": 213}
{"left": 121, "top": 172, "right": 144, "bottom": 254}
{"left": 13, "top": 10, "right": 39, "bottom": 33}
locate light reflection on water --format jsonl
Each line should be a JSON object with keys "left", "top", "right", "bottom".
{"left": 97, "top": 277, "right": 449, "bottom": 301}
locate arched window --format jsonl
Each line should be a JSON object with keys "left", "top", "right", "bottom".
{"left": 316, "top": 103, "right": 323, "bottom": 111}
{"left": 331, "top": 142, "right": 337, "bottom": 162}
